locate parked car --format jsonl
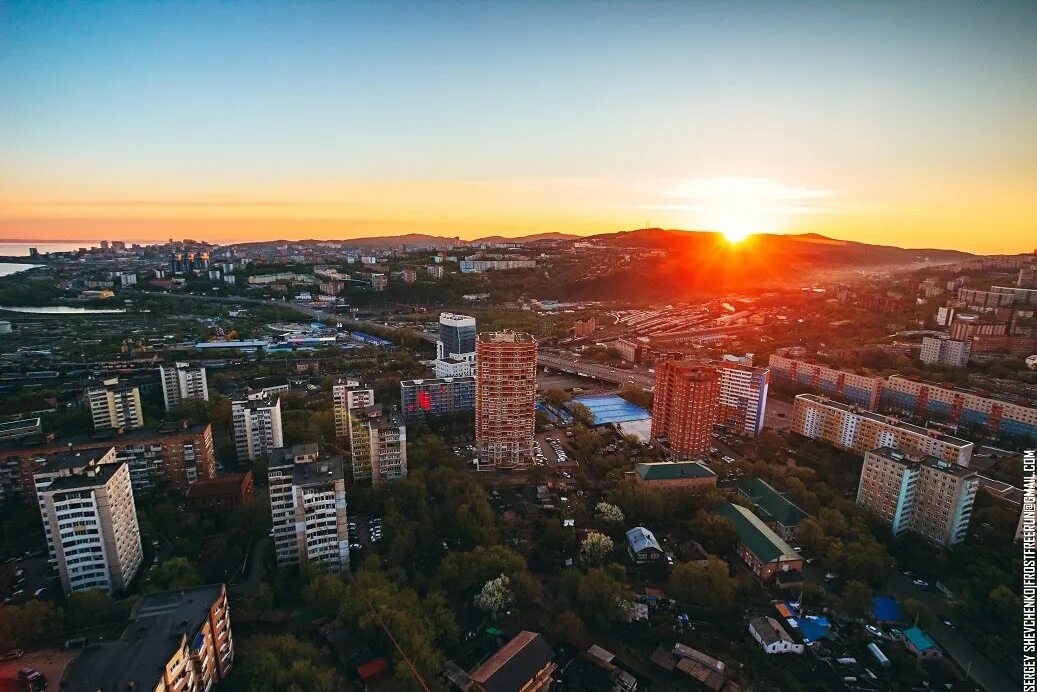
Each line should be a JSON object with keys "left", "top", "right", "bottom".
{"left": 18, "top": 667, "right": 47, "bottom": 691}
{"left": 0, "top": 649, "right": 24, "bottom": 661}
{"left": 912, "top": 579, "right": 929, "bottom": 588}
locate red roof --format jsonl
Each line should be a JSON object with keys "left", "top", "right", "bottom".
{"left": 356, "top": 657, "right": 389, "bottom": 681}
{"left": 187, "top": 472, "right": 252, "bottom": 499}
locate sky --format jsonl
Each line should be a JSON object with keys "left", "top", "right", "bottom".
{"left": 1, "top": 1, "right": 1035, "bottom": 253}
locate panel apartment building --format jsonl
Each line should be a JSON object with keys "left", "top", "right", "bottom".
{"left": 62, "top": 584, "right": 234, "bottom": 692}
{"left": 767, "top": 355, "right": 884, "bottom": 410}
{"left": 400, "top": 376, "right": 476, "bottom": 423}
{"left": 856, "top": 447, "right": 979, "bottom": 547}
{"left": 882, "top": 375, "right": 1037, "bottom": 443}
{"left": 919, "top": 336, "right": 971, "bottom": 368}
{"left": 651, "top": 361, "right": 720, "bottom": 457}
{"left": 333, "top": 382, "right": 407, "bottom": 483}
{"left": 268, "top": 444, "right": 349, "bottom": 571}
{"left": 717, "top": 363, "right": 770, "bottom": 438}
{"left": 232, "top": 393, "right": 284, "bottom": 462}
{"left": 475, "top": 331, "right": 537, "bottom": 469}
{"left": 792, "top": 394, "right": 974, "bottom": 467}
{"left": 35, "top": 449, "right": 144, "bottom": 594}
{"left": 159, "top": 361, "right": 209, "bottom": 411}
{"left": 87, "top": 377, "right": 144, "bottom": 431}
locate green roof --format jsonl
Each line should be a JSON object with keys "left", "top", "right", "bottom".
{"left": 635, "top": 461, "right": 717, "bottom": 481}
{"left": 736, "top": 478, "right": 809, "bottom": 528}
{"left": 715, "top": 503, "right": 801, "bottom": 564}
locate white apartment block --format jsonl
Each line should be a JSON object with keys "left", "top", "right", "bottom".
{"left": 332, "top": 381, "right": 407, "bottom": 483}
{"left": 159, "top": 362, "right": 210, "bottom": 411}
{"left": 856, "top": 447, "right": 979, "bottom": 547}
{"left": 792, "top": 394, "right": 974, "bottom": 467}
{"left": 717, "top": 363, "right": 770, "bottom": 438}
{"left": 35, "top": 449, "right": 143, "bottom": 594}
{"left": 919, "top": 337, "right": 971, "bottom": 368}
{"left": 267, "top": 444, "right": 349, "bottom": 571}
{"left": 332, "top": 380, "right": 371, "bottom": 441}
{"left": 232, "top": 394, "right": 284, "bottom": 462}
{"left": 87, "top": 377, "right": 144, "bottom": 431}
{"left": 434, "top": 312, "right": 477, "bottom": 377}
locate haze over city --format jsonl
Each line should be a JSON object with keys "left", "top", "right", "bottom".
{"left": 1, "top": 1, "right": 1035, "bottom": 253}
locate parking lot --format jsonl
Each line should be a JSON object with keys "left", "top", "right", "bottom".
{"left": 763, "top": 395, "right": 794, "bottom": 430}
{"left": 534, "top": 432, "right": 579, "bottom": 473}
{"left": 346, "top": 514, "right": 384, "bottom": 557}
{"left": 0, "top": 650, "right": 75, "bottom": 692}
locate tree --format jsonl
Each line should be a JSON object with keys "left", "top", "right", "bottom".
{"left": 569, "top": 402, "right": 595, "bottom": 427}
{"left": 226, "top": 634, "right": 341, "bottom": 692}
{"left": 580, "top": 532, "right": 615, "bottom": 566}
{"left": 594, "top": 501, "right": 625, "bottom": 524}
{"left": 796, "top": 517, "right": 827, "bottom": 554}
{"left": 541, "top": 388, "right": 572, "bottom": 408}
{"left": 150, "top": 556, "right": 203, "bottom": 590}
{"left": 618, "top": 384, "right": 652, "bottom": 410}
{"left": 0, "top": 600, "right": 63, "bottom": 649}
{"left": 818, "top": 507, "right": 848, "bottom": 537}
{"left": 841, "top": 580, "right": 873, "bottom": 619}
{"left": 900, "top": 597, "right": 931, "bottom": 628}
{"left": 667, "top": 558, "right": 737, "bottom": 609}
{"left": 576, "top": 567, "right": 634, "bottom": 629}
{"left": 474, "top": 574, "right": 514, "bottom": 618}
{"left": 687, "top": 513, "right": 736, "bottom": 554}
{"left": 65, "top": 588, "right": 117, "bottom": 630}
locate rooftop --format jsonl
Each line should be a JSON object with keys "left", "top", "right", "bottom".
{"left": 796, "top": 394, "right": 973, "bottom": 447}
{"left": 904, "top": 626, "right": 939, "bottom": 652}
{"left": 469, "top": 631, "right": 555, "bottom": 692}
{"left": 736, "top": 477, "right": 809, "bottom": 527}
{"left": 3, "top": 423, "right": 210, "bottom": 456}
{"left": 186, "top": 472, "right": 253, "bottom": 499}
{"left": 625, "top": 526, "right": 663, "bottom": 554}
{"left": 37, "top": 447, "right": 116, "bottom": 474}
{"left": 292, "top": 455, "right": 345, "bottom": 486}
{"left": 477, "top": 331, "right": 536, "bottom": 344}
{"left": 635, "top": 461, "right": 716, "bottom": 482}
{"left": 45, "top": 461, "right": 124, "bottom": 491}
{"left": 401, "top": 376, "right": 476, "bottom": 386}
{"left": 866, "top": 447, "right": 978, "bottom": 478}
{"left": 62, "top": 584, "right": 225, "bottom": 692}
{"left": 571, "top": 393, "right": 651, "bottom": 425}
{"left": 715, "top": 503, "right": 801, "bottom": 564}
{"left": 269, "top": 442, "right": 320, "bottom": 466}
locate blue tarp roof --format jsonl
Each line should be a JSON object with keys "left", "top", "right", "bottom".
{"left": 797, "top": 615, "right": 832, "bottom": 643}
{"left": 904, "top": 626, "right": 938, "bottom": 652}
{"left": 873, "top": 596, "right": 904, "bottom": 622}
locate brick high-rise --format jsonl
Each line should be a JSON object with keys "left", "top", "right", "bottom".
{"left": 475, "top": 331, "right": 537, "bottom": 469}
{"left": 650, "top": 361, "right": 720, "bottom": 457}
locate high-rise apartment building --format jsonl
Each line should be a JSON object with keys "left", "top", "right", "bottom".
{"left": 651, "top": 361, "right": 721, "bottom": 457}
{"left": 87, "top": 377, "right": 144, "bottom": 431}
{"left": 232, "top": 393, "right": 283, "bottom": 462}
{"left": 35, "top": 449, "right": 143, "bottom": 594}
{"left": 400, "top": 376, "right": 476, "bottom": 422}
{"left": 268, "top": 444, "right": 349, "bottom": 571}
{"left": 882, "top": 375, "right": 1037, "bottom": 443}
{"left": 767, "top": 355, "right": 884, "bottom": 410}
{"left": 62, "top": 583, "right": 234, "bottom": 692}
{"left": 919, "top": 336, "right": 971, "bottom": 367}
{"left": 435, "top": 312, "right": 478, "bottom": 378}
{"left": 475, "top": 331, "right": 537, "bottom": 469}
{"left": 159, "top": 362, "right": 209, "bottom": 411}
{"left": 332, "top": 382, "right": 407, "bottom": 483}
{"left": 856, "top": 447, "right": 979, "bottom": 547}
{"left": 717, "top": 363, "right": 770, "bottom": 437}
{"left": 792, "top": 394, "right": 974, "bottom": 466}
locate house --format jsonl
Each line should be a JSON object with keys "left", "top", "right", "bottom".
{"left": 903, "top": 627, "right": 941, "bottom": 658}
{"left": 749, "top": 616, "right": 804, "bottom": 655}
{"left": 625, "top": 527, "right": 664, "bottom": 564}
{"left": 633, "top": 461, "right": 717, "bottom": 493}
{"left": 673, "top": 644, "right": 727, "bottom": 691}
{"left": 580, "top": 645, "right": 638, "bottom": 692}
{"left": 187, "top": 472, "right": 255, "bottom": 511}
{"left": 468, "top": 631, "right": 557, "bottom": 692}
{"left": 734, "top": 478, "right": 809, "bottom": 541}
{"left": 715, "top": 503, "right": 803, "bottom": 584}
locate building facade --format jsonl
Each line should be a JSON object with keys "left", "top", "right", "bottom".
{"left": 632, "top": 461, "right": 718, "bottom": 492}
{"left": 475, "top": 331, "right": 538, "bottom": 468}
{"left": 399, "top": 377, "right": 476, "bottom": 422}
{"left": 435, "top": 312, "right": 477, "bottom": 377}
{"left": 919, "top": 337, "right": 971, "bottom": 367}
{"left": 159, "top": 362, "right": 209, "bottom": 411}
{"left": 61, "top": 584, "right": 234, "bottom": 692}
{"left": 717, "top": 363, "right": 770, "bottom": 437}
{"left": 232, "top": 393, "right": 284, "bottom": 462}
{"left": 856, "top": 447, "right": 979, "bottom": 547}
{"left": 268, "top": 445, "right": 349, "bottom": 571}
{"left": 334, "top": 383, "right": 407, "bottom": 483}
{"left": 882, "top": 375, "right": 1037, "bottom": 443}
{"left": 651, "top": 361, "right": 720, "bottom": 457}
{"left": 87, "top": 377, "right": 144, "bottom": 430}
{"left": 792, "top": 394, "right": 974, "bottom": 466}
{"left": 767, "top": 355, "right": 884, "bottom": 410}
{"left": 37, "top": 452, "right": 143, "bottom": 595}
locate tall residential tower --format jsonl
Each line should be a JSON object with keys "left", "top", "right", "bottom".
{"left": 475, "top": 331, "right": 537, "bottom": 468}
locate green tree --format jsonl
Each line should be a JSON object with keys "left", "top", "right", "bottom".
{"left": 65, "top": 589, "right": 116, "bottom": 630}
{"left": 569, "top": 402, "right": 595, "bottom": 427}
{"left": 150, "top": 556, "right": 203, "bottom": 590}
{"left": 474, "top": 574, "right": 515, "bottom": 618}
{"left": 667, "top": 558, "right": 737, "bottom": 609}
{"left": 540, "top": 388, "right": 572, "bottom": 408}
{"left": 226, "top": 634, "right": 341, "bottom": 692}
{"left": 618, "top": 384, "right": 652, "bottom": 410}
{"left": 579, "top": 532, "right": 615, "bottom": 566}
{"left": 841, "top": 580, "right": 873, "bottom": 619}
{"left": 688, "top": 513, "right": 736, "bottom": 554}
{"left": 0, "top": 600, "right": 63, "bottom": 649}
{"left": 576, "top": 567, "right": 634, "bottom": 629}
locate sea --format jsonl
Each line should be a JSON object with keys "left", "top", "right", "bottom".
{"left": 0, "top": 240, "right": 102, "bottom": 278}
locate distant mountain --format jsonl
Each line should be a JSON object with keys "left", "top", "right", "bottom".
{"left": 473, "top": 232, "right": 580, "bottom": 244}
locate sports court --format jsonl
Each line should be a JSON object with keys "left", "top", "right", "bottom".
{"left": 571, "top": 394, "right": 652, "bottom": 426}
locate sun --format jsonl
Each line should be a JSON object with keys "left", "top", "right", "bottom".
{"left": 722, "top": 228, "right": 752, "bottom": 244}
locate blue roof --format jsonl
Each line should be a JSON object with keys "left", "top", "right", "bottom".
{"left": 904, "top": 627, "right": 938, "bottom": 652}
{"left": 797, "top": 615, "right": 832, "bottom": 644}
{"left": 625, "top": 526, "right": 662, "bottom": 554}
{"left": 872, "top": 596, "right": 904, "bottom": 622}
{"left": 571, "top": 394, "right": 651, "bottom": 425}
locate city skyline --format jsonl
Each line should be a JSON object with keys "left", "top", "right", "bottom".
{"left": 1, "top": 2, "right": 1035, "bottom": 253}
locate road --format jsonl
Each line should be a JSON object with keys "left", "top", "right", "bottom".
{"left": 538, "top": 351, "right": 655, "bottom": 390}
{"left": 884, "top": 572, "right": 1016, "bottom": 692}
